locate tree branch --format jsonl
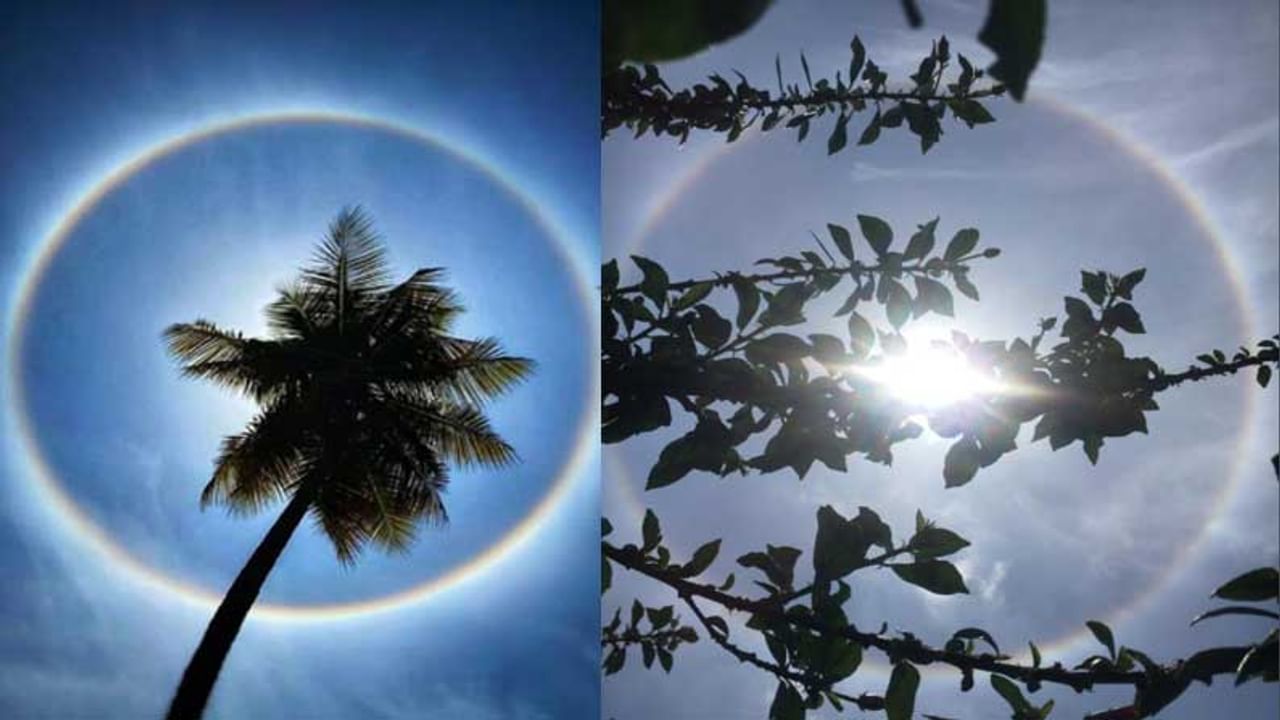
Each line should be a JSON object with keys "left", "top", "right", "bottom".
{"left": 604, "top": 256, "right": 981, "bottom": 301}
{"left": 606, "top": 542, "right": 1166, "bottom": 692}
{"left": 680, "top": 594, "right": 887, "bottom": 712}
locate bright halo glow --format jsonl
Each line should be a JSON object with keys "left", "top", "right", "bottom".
{"left": 859, "top": 344, "right": 1002, "bottom": 409}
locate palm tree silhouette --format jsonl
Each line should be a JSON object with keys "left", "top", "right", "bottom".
{"left": 163, "top": 207, "right": 532, "bottom": 719}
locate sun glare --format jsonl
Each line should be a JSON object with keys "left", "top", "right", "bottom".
{"left": 857, "top": 344, "right": 1002, "bottom": 409}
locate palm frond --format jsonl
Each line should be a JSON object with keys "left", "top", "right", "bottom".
{"left": 310, "top": 483, "right": 367, "bottom": 564}
{"left": 265, "top": 282, "right": 331, "bottom": 339}
{"left": 361, "top": 477, "right": 420, "bottom": 553}
{"left": 434, "top": 337, "right": 534, "bottom": 403}
{"left": 375, "top": 388, "right": 518, "bottom": 467}
{"left": 202, "top": 399, "right": 309, "bottom": 514}
{"left": 167, "top": 206, "right": 532, "bottom": 564}
{"left": 166, "top": 321, "right": 309, "bottom": 402}
{"left": 358, "top": 405, "right": 451, "bottom": 524}
{"left": 365, "top": 267, "right": 462, "bottom": 341}
{"left": 377, "top": 337, "right": 534, "bottom": 406}
{"left": 301, "top": 206, "right": 393, "bottom": 310}
{"left": 164, "top": 320, "right": 259, "bottom": 396}
{"left": 165, "top": 319, "right": 246, "bottom": 365}
{"left": 303, "top": 409, "right": 452, "bottom": 562}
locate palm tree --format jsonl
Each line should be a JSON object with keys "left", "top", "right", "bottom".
{"left": 162, "top": 207, "right": 532, "bottom": 719}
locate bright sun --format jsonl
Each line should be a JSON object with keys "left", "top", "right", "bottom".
{"left": 856, "top": 343, "right": 1002, "bottom": 409}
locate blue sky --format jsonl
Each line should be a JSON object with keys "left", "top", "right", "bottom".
{"left": 1, "top": 2, "right": 598, "bottom": 719}
{"left": 603, "top": 1, "right": 1278, "bottom": 718}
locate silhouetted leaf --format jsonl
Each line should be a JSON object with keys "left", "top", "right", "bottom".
{"left": 1115, "top": 268, "right": 1146, "bottom": 299}
{"left": 858, "top": 111, "right": 883, "bottom": 146}
{"left": 884, "top": 279, "right": 912, "bottom": 329}
{"left": 813, "top": 506, "right": 890, "bottom": 583}
{"left": 647, "top": 605, "right": 674, "bottom": 629}
{"left": 604, "top": 0, "right": 775, "bottom": 65}
{"left": 990, "top": 674, "right": 1032, "bottom": 714}
{"left": 881, "top": 103, "right": 905, "bottom": 128}
{"left": 827, "top": 640, "right": 863, "bottom": 681}
{"left": 953, "top": 627, "right": 1000, "bottom": 654}
{"left": 904, "top": 101, "right": 942, "bottom": 153}
{"left": 1103, "top": 302, "right": 1145, "bottom": 334}
{"left": 1190, "top": 606, "right": 1280, "bottom": 627}
{"left": 953, "top": 270, "right": 979, "bottom": 301}
{"left": 914, "top": 276, "right": 954, "bottom": 317}
{"left": 892, "top": 560, "right": 968, "bottom": 595}
{"left": 604, "top": 646, "right": 625, "bottom": 675}
{"left": 603, "top": 259, "right": 620, "bottom": 293}
{"left": 739, "top": 545, "right": 803, "bottom": 590}
{"left": 770, "top": 682, "right": 805, "bottom": 720}
{"left": 1081, "top": 271, "right": 1107, "bottom": 305}
{"left": 857, "top": 214, "right": 894, "bottom": 256}
{"left": 1234, "top": 634, "right": 1278, "bottom": 686}
{"left": 828, "top": 112, "right": 850, "bottom": 155}
{"left": 746, "top": 333, "right": 811, "bottom": 365}
{"left": 692, "top": 305, "right": 733, "bottom": 349}
{"left": 647, "top": 436, "right": 697, "bottom": 490}
{"left": 828, "top": 223, "right": 855, "bottom": 261}
{"left": 943, "top": 228, "right": 978, "bottom": 261}
{"left": 682, "top": 539, "right": 722, "bottom": 578}
{"left": 794, "top": 115, "right": 811, "bottom": 142}
{"left": 1062, "top": 296, "right": 1096, "bottom": 339}
{"left": 949, "top": 99, "right": 995, "bottom": 128}
{"left": 977, "top": 0, "right": 1046, "bottom": 100}
{"left": 1213, "top": 567, "right": 1279, "bottom": 602}
{"left": 632, "top": 255, "right": 669, "bottom": 307}
{"left": 642, "top": 509, "right": 662, "bottom": 551}
{"left": 809, "top": 333, "right": 847, "bottom": 366}
{"left": 849, "top": 36, "right": 866, "bottom": 86}
{"left": 759, "top": 283, "right": 809, "bottom": 327}
{"left": 1086, "top": 620, "right": 1116, "bottom": 660}
{"left": 911, "top": 527, "right": 970, "bottom": 559}
{"left": 733, "top": 277, "right": 761, "bottom": 329}
{"left": 904, "top": 218, "right": 938, "bottom": 260}
{"left": 848, "top": 311, "right": 876, "bottom": 358}
{"left": 943, "top": 436, "right": 981, "bottom": 487}
{"left": 673, "top": 281, "right": 713, "bottom": 311}
{"left": 1083, "top": 435, "right": 1102, "bottom": 465}
{"left": 885, "top": 661, "right": 920, "bottom": 720}
{"left": 658, "top": 646, "right": 674, "bottom": 672}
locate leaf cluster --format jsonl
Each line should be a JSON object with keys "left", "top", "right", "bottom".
{"left": 603, "top": 35, "right": 1003, "bottom": 156}
{"left": 604, "top": 215, "right": 1008, "bottom": 489}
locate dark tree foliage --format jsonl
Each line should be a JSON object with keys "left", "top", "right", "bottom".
{"left": 603, "top": 0, "right": 1047, "bottom": 99}
{"left": 163, "top": 208, "right": 532, "bottom": 718}
{"left": 601, "top": 29, "right": 1278, "bottom": 720}
{"left": 604, "top": 35, "right": 1003, "bottom": 154}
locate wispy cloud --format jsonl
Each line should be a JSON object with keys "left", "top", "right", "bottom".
{"left": 1171, "top": 117, "right": 1279, "bottom": 168}
{"left": 848, "top": 159, "right": 1095, "bottom": 184}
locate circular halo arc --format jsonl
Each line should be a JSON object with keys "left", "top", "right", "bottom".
{"left": 5, "top": 110, "right": 599, "bottom": 624}
{"left": 605, "top": 93, "right": 1259, "bottom": 667}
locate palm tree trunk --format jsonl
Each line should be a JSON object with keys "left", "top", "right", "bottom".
{"left": 166, "top": 488, "right": 313, "bottom": 719}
